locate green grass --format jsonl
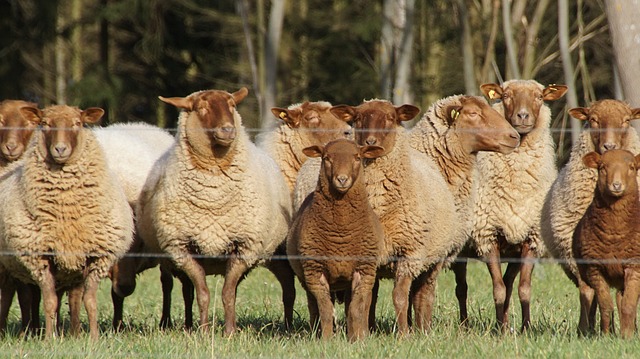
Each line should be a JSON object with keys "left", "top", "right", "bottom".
{"left": 1, "top": 262, "right": 640, "bottom": 358}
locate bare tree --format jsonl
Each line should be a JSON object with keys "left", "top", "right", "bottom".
{"left": 381, "top": 0, "right": 415, "bottom": 104}
{"left": 393, "top": 0, "right": 415, "bottom": 104}
{"left": 605, "top": 0, "right": 640, "bottom": 107}
{"left": 262, "top": 0, "right": 286, "bottom": 129}
{"left": 558, "top": 0, "right": 581, "bottom": 145}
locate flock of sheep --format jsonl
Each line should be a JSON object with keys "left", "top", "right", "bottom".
{"left": 0, "top": 79, "right": 639, "bottom": 341}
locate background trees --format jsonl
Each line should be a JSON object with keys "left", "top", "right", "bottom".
{"left": 0, "top": 0, "right": 626, "bottom": 163}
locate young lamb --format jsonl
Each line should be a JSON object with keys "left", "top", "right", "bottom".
{"left": 0, "top": 99, "right": 41, "bottom": 335}
{"left": 257, "top": 101, "right": 351, "bottom": 194}
{"left": 541, "top": 99, "right": 640, "bottom": 333}
{"left": 470, "top": 80, "right": 567, "bottom": 331}
{"left": 0, "top": 104, "right": 134, "bottom": 339}
{"left": 136, "top": 88, "right": 294, "bottom": 335}
{"left": 408, "top": 94, "right": 521, "bottom": 324}
{"left": 573, "top": 149, "right": 640, "bottom": 338}
{"left": 287, "top": 139, "right": 385, "bottom": 341}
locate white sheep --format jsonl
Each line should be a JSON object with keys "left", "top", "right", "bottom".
{"left": 0, "top": 104, "right": 134, "bottom": 339}
{"left": 256, "top": 101, "right": 351, "bottom": 194}
{"left": 541, "top": 99, "right": 640, "bottom": 333}
{"left": 136, "top": 88, "right": 294, "bottom": 335}
{"left": 408, "top": 94, "right": 521, "bottom": 324}
{"left": 470, "top": 80, "right": 567, "bottom": 331}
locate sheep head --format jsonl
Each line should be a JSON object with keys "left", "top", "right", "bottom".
{"left": 303, "top": 139, "right": 384, "bottom": 194}
{"left": 20, "top": 105, "right": 103, "bottom": 164}
{"left": 481, "top": 81, "right": 567, "bottom": 135}
{"left": 444, "top": 96, "right": 520, "bottom": 155}
{"left": 583, "top": 149, "right": 640, "bottom": 199}
{"left": 330, "top": 100, "right": 419, "bottom": 156}
{"left": 271, "top": 101, "right": 352, "bottom": 148}
{"left": 569, "top": 99, "right": 640, "bottom": 154}
{"left": 160, "top": 87, "right": 248, "bottom": 148}
{"left": 0, "top": 100, "right": 37, "bottom": 162}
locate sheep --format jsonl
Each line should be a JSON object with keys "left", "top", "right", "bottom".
{"left": 540, "top": 99, "right": 640, "bottom": 333}
{"left": 573, "top": 149, "right": 640, "bottom": 338}
{"left": 256, "top": 101, "right": 351, "bottom": 194}
{"left": 408, "top": 94, "right": 521, "bottom": 324}
{"left": 0, "top": 99, "right": 41, "bottom": 334}
{"left": 0, "top": 104, "right": 134, "bottom": 339}
{"left": 467, "top": 80, "right": 567, "bottom": 331}
{"left": 287, "top": 139, "right": 385, "bottom": 341}
{"left": 295, "top": 99, "right": 461, "bottom": 333}
{"left": 136, "top": 87, "right": 294, "bottom": 335}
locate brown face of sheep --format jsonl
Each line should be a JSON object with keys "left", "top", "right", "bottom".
{"left": 330, "top": 101, "right": 420, "bottom": 156}
{"left": 160, "top": 87, "right": 249, "bottom": 148}
{"left": 569, "top": 100, "right": 640, "bottom": 154}
{"left": 481, "top": 82, "right": 568, "bottom": 135}
{"left": 303, "top": 139, "right": 385, "bottom": 194}
{"left": 20, "top": 105, "right": 104, "bottom": 164}
{"left": 0, "top": 101, "right": 37, "bottom": 162}
{"left": 271, "top": 101, "right": 352, "bottom": 147}
{"left": 583, "top": 150, "right": 640, "bottom": 199}
{"left": 444, "top": 96, "right": 520, "bottom": 155}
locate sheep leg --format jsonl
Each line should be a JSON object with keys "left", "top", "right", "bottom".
{"left": 347, "top": 271, "right": 374, "bottom": 341}
{"left": 368, "top": 277, "right": 379, "bottom": 332}
{"left": 588, "top": 268, "right": 614, "bottom": 335}
{"left": 518, "top": 242, "right": 535, "bottom": 332}
{"left": 577, "top": 278, "right": 595, "bottom": 335}
{"left": 620, "top": 269, "right": 640, "bottom": 339}
{"left": 28, "top": 284, "right": 41, "bottom": 335}
{"left": 83, "top": 272, "right": 101, "bottom": 340}
{"left": 179, "top": 256, "right": 209, "bottom": 331}
{"left": 222, "top": 256, "right": 250, "bottom": 336}
{"left": 485, "top": 244, "right": 507, "bottom": 331}
{"left": 111, "top": 286, "right": 125, "bottom": 331}
{"left": 452, "top": 260, "right": 469, "bottom": 325}
{"left": 305, "top": 287, "right": 320, "bottom": 333}
{"left": 392, "top": 273, "right": 412, "bottom": 335}
{"left": 0, "top": 279, "right": 16, "bottom": 334}
{"left": 68, "top": 285, "right": 83, "bottom": 336}
{"left": 159, "top": 266, "right": 174, "bottom": 329}
{"left": 39, "top": 266, "right": 59, "bottom": 338}
{"left": 412, "top": 263, "right": 443, "bottom": 332}
{"left": 501, "top": 262, "right": 519, "bottom": 327}
{"left": 264, "top": 256, "right": 296, "bottom": 330}
{"left": 305, "top": 272, "right": 333, "bottom": 340}
{"left": 16, "top": 282, "right": 35, "bottom": 335}
{"left": 176, "top": 271, "right": 194, "bottom": 330}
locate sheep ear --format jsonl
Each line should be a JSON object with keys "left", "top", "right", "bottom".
{"left": 569, "top": 107, "right": 589, "bottom": 121}
{"left": 159, "top": 96, "right": 192, "bottom": 110}
{"left": 302, "top": 145, "right": 324, "bottom": 158}
{"left": 635, "top": 154, "right": 640, "bottom": 169}
{"left": 543, "top": 84, "right": 568, "bottom": 101}
{"left": 396, "top": 105, "right": 420, "bottom": 122}
{"left": 0, "top": 114, "right": 4, "bottom": 126}
{"left": 360, "top": 145, "right": 385, "bottom": 159}
{"left": 630, "top": 108, "right": 640, "bottom": 120}
{"left": 445, "top": 106, "right": 462, "bottom": 125}
{"left": 232, "top": 87, "right": 249, "bottom": 104}
{"left": 582, "top": 152, "right": 600, "bottom": 169}
{"left": 331, "top": 105, "right": 357, "bottom": 123}
{"left": 19, "top": 106, "right": 43, "bottom": 126}
{"left": 271, "top": 107, "right": 301, "bottom": 128}
{"left": 480, "top": 83, "right": 503, "bottom": 100}
{"left": 81, "top": 107, "right": 105, "bottom": 125}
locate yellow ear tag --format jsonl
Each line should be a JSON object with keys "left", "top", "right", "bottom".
{"left": 279, "top": 111, "right": 287, "bottom": 119}
{"left": 488, "top": 89, "right": 497, "bottom": 99}
{"left": 450, "top": 109, "right": 459, "bottom": 120}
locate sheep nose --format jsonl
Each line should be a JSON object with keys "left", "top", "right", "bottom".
{"left": 517, "top": 111, "right": 529, "bottom": 121}
{"left": 612, "top": 182, "right": 623, "bottom": 192}
{"left": 603, "top": 142, "right": 617, "bottom": 151}
{"left": 336, "top": 175, "right": 349, "bottom": 186}
{"left": 4, "top": 142, "right": 17, "bottom": 152}
{"left": 54, "top": 144, "right": 67, "bottom": 156}
{"left": 365, "top": 137, "right": 377, "bottom": 146}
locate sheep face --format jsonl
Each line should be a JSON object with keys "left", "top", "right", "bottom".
{"left": 481, "top": 81, "right": 568, "bottom": 135}
{"left": 583, "top": 149, "right": 640, "bottom": 199}
{"left": 569, "top": 100, "right": 640, "bottom": 154}
{"left": 160, "top": 87, "right": 249, "bottom": 148}
{"left": 444, "top": 96, "right": 520, "bottom": 155}
{"left": 331, "top": 100, "right": 419, "bottom": 156}
{"left": 303, "top": 139, "right": 384, "bottom": 194}
{"left": 0, "top": 100, "right": 37, "bottom": 162}
{"left": 20, "top": 105, "right": 104, "bottom": 164}
{"left": 271, "top": 101, "right": 351, "bottom": 148}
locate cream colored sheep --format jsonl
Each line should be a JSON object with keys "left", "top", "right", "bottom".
{"left": 288, "top": 139, "right": 385, "bottom": 341}
{"left": 136, "top": 88, "right": 294, "bottom": 335}
{"left": 0, "top": 104, "right": 134, "bottom": 339}
{"left": 541, "top": 99, "right": 640, "bottom": 333}
{"left": 470, "top": 80, "right": 567, "bottom": 331}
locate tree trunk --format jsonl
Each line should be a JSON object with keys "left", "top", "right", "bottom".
{"left": 558, "top": 0, "right": 580, "bottom": 145}
{"left": 393, "top": 0, "right": 415, "bottom": 104}
{"left": 457, "top": 0, "right": 477, "bottom": 95}
{"left": 262, "top": 0, "right": 286, "bottom": 129}
{"left": 502, "top": 0, "right": 520, "bottom": 79}
{"left": 55, "top": 4, "right": 67, "bottom": 105}
{"left": 380, "top": 0, "right": 394, "bottom": 99}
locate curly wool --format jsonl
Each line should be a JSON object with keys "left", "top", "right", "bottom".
{"left": 137, "top": 109, "right": 292, "bottom": 270}
{"left": 541, "top": 128, "right": 640, "bottom": 284}
{"left": 0, "top": 129, "right": 133, "bottom": 287}
{"left": 471, "top": 103, "right": 557, "bottom": 257}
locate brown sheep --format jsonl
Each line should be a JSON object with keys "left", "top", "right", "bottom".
{"left": 288, "top": 139, "right": 385, "bottom": 341}
{"left": 573, "top": 149, "right": 640, "bottom": 338}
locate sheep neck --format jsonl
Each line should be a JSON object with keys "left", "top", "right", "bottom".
{"left": 589, "top": 188, "right": 640, "bottom": 238}
{"left": 434, "top": 132, "right": 475, "bottom": 205}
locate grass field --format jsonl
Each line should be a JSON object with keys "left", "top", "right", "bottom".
{"left": 1, "top": 260, "right": 639, "bottom": 358}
